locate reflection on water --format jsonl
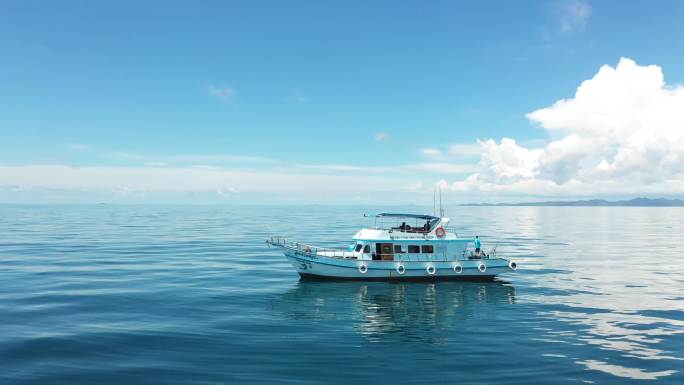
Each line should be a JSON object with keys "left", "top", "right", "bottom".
{"left": 578, "top": 359, "right": 677, "bottom": 381}
{"left": 277, "top": 281, "right": 516, "bottom": 342}
{"left": 547, "top": 310, "right": 684, "bottom": 361}
{"left": 535, "top": 309, "right": 684, "bottom": 380}
{"left": 494, "top": 207, "right": 684, "bottom": 382}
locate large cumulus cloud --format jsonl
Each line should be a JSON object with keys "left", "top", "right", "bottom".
{"left": 450, "top": 58, "right": 684, "bottom": 196}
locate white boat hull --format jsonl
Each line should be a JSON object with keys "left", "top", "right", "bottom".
{"left": 283, "top": 250, "right": 513, "bottom": 281}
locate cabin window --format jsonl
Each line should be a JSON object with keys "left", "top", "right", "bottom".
{"left": 421, "top": 245, "right": 434, "bottom": 253}
{"left": 363, "top": 245, "right": 371, "bottom": 253}
{"left": 394, "top": 245, "right": 404, "bottom": 253}
{"left": 408, "top": 245, "right": 420, "bottom": 253}
{"left": 355, "top": 244, "right": 363, "bottom": 252}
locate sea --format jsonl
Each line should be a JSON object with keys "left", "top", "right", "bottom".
{"left": 1, "top": 205, "right": 683, "bottom": 384}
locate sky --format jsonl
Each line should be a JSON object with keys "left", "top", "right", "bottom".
{"left": 1, "top": 0, "right": 684, "bottom": 204}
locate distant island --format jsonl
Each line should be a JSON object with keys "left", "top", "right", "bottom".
{"left": 461, "top": 197, "right": 684, "bottom": 207}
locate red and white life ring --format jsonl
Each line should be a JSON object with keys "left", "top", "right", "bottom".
{"left": 435, "top": 226, "right": 446, "bottom": 238}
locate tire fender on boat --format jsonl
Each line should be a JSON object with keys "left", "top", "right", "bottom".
{"left": 358, "top": 263, "right": 368, "bottom": 274}
{"left": 426, "top": 265, "right": 436, "bottom": 275}
{"left": 396, "top": 264, "right": 406, "bottom": 275}
{"left": 478, "top": 262, "right": 486, "bottom": 273}
{"left": 453, "top": 264, "right": 463, "bottom": 274}
{"left": 509, "top": 261, "right": 517, "bottom": 270}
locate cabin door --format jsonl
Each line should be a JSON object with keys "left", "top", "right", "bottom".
{"left": 376, "top": 243, "right": 394, "bottom": 261}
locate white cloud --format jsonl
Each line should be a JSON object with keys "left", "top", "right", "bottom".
{"left": 207, "top": 85, "right": 235, "bottom": 102}
{"left": 374, "top": 132, "right": 389, "bottom": 142}
{"left": 448, "top": 58, "right": 684, "bottom": 197}
{"left": 8, "top": 57, "right": 683, "bottom": 203}
{"left": 478, "top": 138, "right": 544, "bottom": 180}
{"left": 420, "top": 148, "right": 443, "bottom": 159}
{"left": 448, "top": 142, "right": 483, "bottom": 157}
{"left": 435, "top": 179, "right": 449, "bottom": 190}
{"left": 556, "top": 0, "right": 591, "bottom": 36}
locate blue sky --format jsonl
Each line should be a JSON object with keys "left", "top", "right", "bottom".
{"left": 2, "top": 1, "right": 684, "bottom": 203}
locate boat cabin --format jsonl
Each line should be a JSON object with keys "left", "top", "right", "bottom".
{"left": 347, "top": 213, "right": 469, "bottom": 262}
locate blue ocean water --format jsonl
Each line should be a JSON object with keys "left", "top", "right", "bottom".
{"left": 1, "top": 205, "right": 683, "bottom": 384}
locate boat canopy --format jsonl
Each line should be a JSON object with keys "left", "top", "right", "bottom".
{"left": 375, "top": 213, "right": 440, "bottom": 221}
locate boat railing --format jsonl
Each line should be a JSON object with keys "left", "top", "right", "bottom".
{"left": 370, "top": 217, "right": 457, "bottom": 235}
{"left": 266, "top": 237, "right": 357, "bottom": 259}
{"left": 370, "top": 225, "right": 457, "bottom": 237}
{"left": 461, "top": 244, "right": 493, "bottom": 260}
{"left": 267, "top": 236, "right": 492, "bottom": 262}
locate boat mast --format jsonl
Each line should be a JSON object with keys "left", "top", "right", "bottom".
{"left": 433, "top": 188, "right": 436, "bottom": 217}
{"left": 439, "top": 185, "right": 443, "bottom": 218}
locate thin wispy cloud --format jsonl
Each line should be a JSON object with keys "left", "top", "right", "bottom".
{"left": 109, "top": 151, "right": 278, "bottom": 165}
{"left": 207, "top": 85, "right": 236, "bottom": 102}
{"left": 403, "top": 163, "right": 477, "bottom": 174}
{"left": 67, "top": 143, "right": 90, "bottom": 150}
{"left": 286, "top": 90, "right": 309, "bottom": 104}
{"left": 296, "top": 162, "right": 476, "bottom": 175}
{"left": 420, "top": 143, "right": 481, "bottom": 160}
{"left": 0, "top": 160, "right": 476, "bottom": 204}
{"left": 420, "top": 148, "right": 443, "bottom": 160}
{"left": 448, "top": 143, "right": 482, "bottom": 157}
{"left": 556, "top": 0, "right": 592, "bottom": 36}
{"left": 374, "top": 132, "right": 389, "bottom": 142}
{"left": 296, "top": 164, "right": 392, "bottom": 173}
{"left": 0, "top": 164, "right": 424, "bottom": 203}
{"left": 216, "top": 187, "right": 239, "bottom": 196}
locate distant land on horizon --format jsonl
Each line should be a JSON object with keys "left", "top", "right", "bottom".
{"left": 461, "top": 198, "right": 684, "bottom": 207}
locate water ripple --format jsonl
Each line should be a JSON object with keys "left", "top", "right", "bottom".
{"left": 0, "top": 205, "right": 683, "bottom": 384}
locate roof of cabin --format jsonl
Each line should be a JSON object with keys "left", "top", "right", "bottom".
{"left": 375, "top": 213, "right": 439, "bottom": 221}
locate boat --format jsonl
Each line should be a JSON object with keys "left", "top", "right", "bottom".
{"left": 266, "top": 213, "right": 517, "bottom": 281}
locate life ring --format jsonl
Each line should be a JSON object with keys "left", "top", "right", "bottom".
{"left": 396, "top": 264, "right": 406, "bottom": 275}
{"left": 304, "top": 247, "right": 312, "bottom": 256}
{"left": 435, "top": 226, "right": 446, "bottom": 238}
{"left": 426, "top": 265, "right": 436, "bottom": 275}
{"left": 358, "top": 263, "right": 368, "bottom": 274}
{"left": 453, "top": 264, "right": 463, "bottom": 274}
{"left": 478, "top": 263, "right": 486, "bottom": 273}
{"left": 509, "top": 261, "right": 517, "bottom": 270}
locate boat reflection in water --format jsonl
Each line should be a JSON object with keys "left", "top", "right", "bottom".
{"left": 276, "top": 280, "right": 516, "bottom": 342}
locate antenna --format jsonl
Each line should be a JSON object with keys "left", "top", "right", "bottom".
{"left": 433, "top": 188, "right": 436, "bottom": 216}
{"left": 439, "top": 186, "right": 443, "bottom": 217}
